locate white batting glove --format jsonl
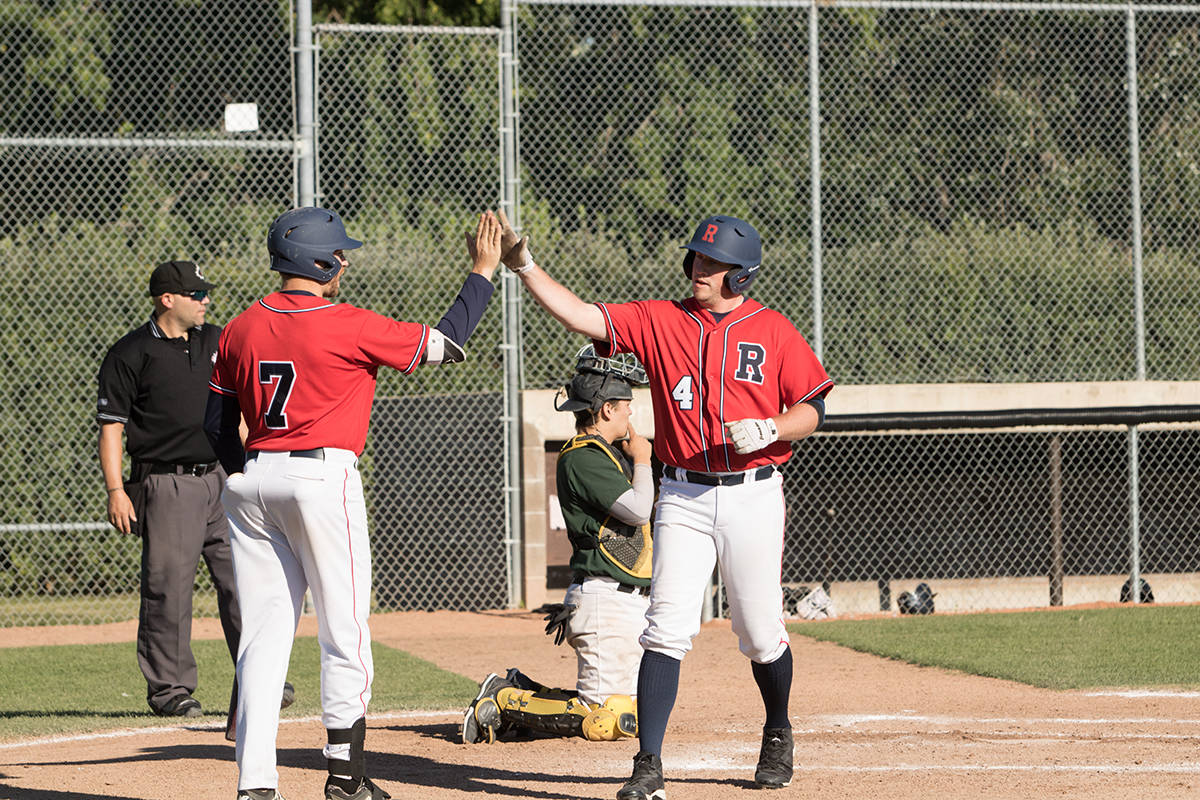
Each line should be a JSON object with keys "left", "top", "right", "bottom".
{"left": 724, "top": 418, "right": 779, "bottom": 454}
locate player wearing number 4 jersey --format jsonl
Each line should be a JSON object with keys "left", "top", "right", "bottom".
{"left": 205, "top": 207, "right": 502, "bottom": 800}
{"left": 498, "top": 211, "right": 832, "bottom": 799}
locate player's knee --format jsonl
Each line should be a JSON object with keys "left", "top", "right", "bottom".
{"left": 638, "top": 628, "right": 695, "bottom": 660}
{"left": 735, "top": 622, "right": 789, "bottom": 663}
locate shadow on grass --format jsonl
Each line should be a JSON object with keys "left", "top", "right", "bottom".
{"left": 0, "top": 711, "right": 154, "bottom": 720}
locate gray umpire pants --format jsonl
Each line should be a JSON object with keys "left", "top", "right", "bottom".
{"left": 137, "top": 466, "right": 241, "bottom": 712}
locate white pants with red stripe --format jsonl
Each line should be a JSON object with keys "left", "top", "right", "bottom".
{"left": 222, "top": 448, "right": 373, "bottom": 791}
{"left": 640, "top": 470, "right": 789, "bottom": 664}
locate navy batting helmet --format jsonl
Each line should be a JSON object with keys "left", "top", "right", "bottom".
{"left": 681, "top": 215, "right": 762, "bottom": 294}
{"left": 267, "top": 207, "right": 362, "bottom": 282}
{"left": 555, "top": 345, "right": 647, "bottom": 414}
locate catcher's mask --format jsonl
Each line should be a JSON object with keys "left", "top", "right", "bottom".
{"left": 681, "top": 214, "right": 762, "bottom": 294}
{"left": 554, "top": 345, "right": 648, "bottom": 414}
{"left": 267, "top": 206, "right": 362, "bottom": 282}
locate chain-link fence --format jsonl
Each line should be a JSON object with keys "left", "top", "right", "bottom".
{"left": 515, "top": 0, "right": 1200, "bottom": 615}
{"left": 313, "top": 24, "right": 507, "bottom": 611}
{"left": 0, "top": 0, "right": 295, "bottom": 624}
{"left": 2, "top": 1, "right": 1198, "bottom": 626}
{"left": 514, "top": 1, "right": 1200, "bottom": 384}
{"left": 766, "top": 423, "right": 1200, "bottom": 617}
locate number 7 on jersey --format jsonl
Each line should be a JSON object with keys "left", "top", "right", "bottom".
{"left": 259, "top": 361, "right": 296, "bottom": 429}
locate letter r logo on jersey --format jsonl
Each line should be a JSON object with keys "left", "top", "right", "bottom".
{"left": 702, "top": 224, "right": 719, "bottom": 243}
{"left": 735, "top": 342, "right": 766, "bottom": 384}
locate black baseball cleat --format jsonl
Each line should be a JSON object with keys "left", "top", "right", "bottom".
{"left": 154, "top": 694, "right": 203, "bottom": 718}
{"left": 753, "top": 727, "right": 794, "bottom": 788}
{"left": 236, "top": 789, "right": 285, "bottom": 800}
{"left": 460, "top": 672, "right": 512, "bottom": 744}
{"left": 617, "top": 751, "right": 666, "bottom": 800}
{"left": 324, "top": 775, "right": 390, "bottom": 800}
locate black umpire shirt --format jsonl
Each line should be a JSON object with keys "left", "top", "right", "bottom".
{"left": 96, "top": 317, "right": 222, "bottom": 466}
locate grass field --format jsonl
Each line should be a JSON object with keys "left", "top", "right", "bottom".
{"left": 0, "top": 636, "right": 476, "bottom": 741}
{"left": 790, "top": 604, "right": 1200, "bottom": 689}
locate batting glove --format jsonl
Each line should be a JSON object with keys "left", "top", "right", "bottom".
{"left": 497, "top": 209, "right": 535, "bottom": 274}
{"left": 724, "top": 417, "right": 779, "bottom": 454}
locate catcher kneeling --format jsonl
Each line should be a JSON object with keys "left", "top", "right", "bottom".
{"left": 462, "top": 346, "right": 653, "bottom": 744}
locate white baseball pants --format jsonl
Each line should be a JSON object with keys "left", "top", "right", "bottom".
{"left": 640, "top": 470, "right": 789, "bottom": 664}
{"left": 222, "top": 448, "right": 373, "bottom": 791}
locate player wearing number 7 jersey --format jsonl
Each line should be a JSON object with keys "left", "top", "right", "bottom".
{"left": 204, "top": 207, "right": 502, "bottom": 800}
{"left": 498, "top": 211, "right": 832, "bottom": 799}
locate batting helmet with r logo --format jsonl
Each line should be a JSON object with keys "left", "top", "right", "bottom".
{"left": 681, "top": 215, "right": 762, "bottom": 294}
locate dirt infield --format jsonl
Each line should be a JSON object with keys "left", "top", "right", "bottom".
{"left": 3, "top": 609, "right": 1200, "bottom": 800}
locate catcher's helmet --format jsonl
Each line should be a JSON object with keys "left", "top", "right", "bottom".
{"left": 555, "top": 345, "right": 648, "bottom": 414}
{"left": 898, "top": 582, "right": 937, "bottom": 615}
{"left": 681, "top": 215, "right": 762, "bottom": 294}
{"left": 267, "top": 206, "right": 362, "bottom": 282}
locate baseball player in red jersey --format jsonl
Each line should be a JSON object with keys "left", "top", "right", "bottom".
{"left": 498, "top": 212, "right": 832, "bottom": 799}
{"left": 204, "top": 207, "right": 502, "bottom": 800}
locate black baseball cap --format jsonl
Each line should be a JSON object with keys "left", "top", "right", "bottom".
{"left": 148, "top": 260, "right": 215, "bottom": 296}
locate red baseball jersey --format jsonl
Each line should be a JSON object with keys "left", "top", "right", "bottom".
{"left": 595, "top": 297, "right": 832, "bottom": 473}
{"left": 209, "top": 291, "right": 428, "bottom": 455}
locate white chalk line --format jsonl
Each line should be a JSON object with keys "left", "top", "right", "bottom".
{"left": 819, "top": 713, "right": 1200, "bottom": 726}
{"left": 803, "top": 730, "right": 1200, "bottom": 741}
{"left": 1085, "top": 690, "right": 1200, "bottom": 698}
{"left": 0, "top": 709, "right": 456, "bottom": 752}
{"left": 663, "top": 761, "right": 1200, "bottom": 775}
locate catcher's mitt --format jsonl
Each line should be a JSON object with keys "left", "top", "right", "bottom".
{"left": 542, "top": 603, "right": 575, "bottom": 646}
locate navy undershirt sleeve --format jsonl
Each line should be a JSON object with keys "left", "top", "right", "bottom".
{"left": 806, "top": 396, "right": 826, "bottom": 429}
{"left": 205, "top": 391, "right": 245, "bottom": 474}
{"left": 434, "top": 272, "right": 495, "bottom": 345}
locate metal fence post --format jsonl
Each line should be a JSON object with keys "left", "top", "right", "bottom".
{"left": 1128, "top": 425, "right": 1142, "bottom": 604}
{"left": 1125, "top": 7, "right": 1145, "bottom": 605}
{"left": 808, "top": 0, "right": 824, "bottom": 360}
{"left": 295, "top": 0, "right": 316, "bottom": 207}
{"left": 500, "top": 0, "right": 525, "bottom": 608}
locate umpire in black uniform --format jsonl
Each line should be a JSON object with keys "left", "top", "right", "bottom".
{"left": 97, "top": 260, "right": 241, "bottom": 718}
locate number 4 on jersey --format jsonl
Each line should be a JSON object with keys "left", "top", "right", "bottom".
{"left": 259, "top": 361, "right": 296, "bottom": 429}
{"left": 671, "top": 375, "right": 694, "bottom": 410}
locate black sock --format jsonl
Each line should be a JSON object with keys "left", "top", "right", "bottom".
{"left": 752, "top": 645, "right": 793, "bottom": 730}
{"left": 636, "top": 650, "right": 681, "bottom": 756}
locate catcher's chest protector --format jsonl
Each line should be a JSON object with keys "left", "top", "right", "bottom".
{"left": 560, "top": 435, "right": 653, "bottom": 580}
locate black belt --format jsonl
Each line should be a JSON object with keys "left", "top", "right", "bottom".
{"left": 143, "top": 461, "right": 219, "bottom": 477}
{"left": 663, "top": 464, "right": 777, "bottom": 486}
{"left": 574, "top": 572, "right": 650, "bottom": 597}
{"left": 247, "top": 448, "right": 325, "bottom": 461}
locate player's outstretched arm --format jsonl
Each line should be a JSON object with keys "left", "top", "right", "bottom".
{"left": 496, "top": 209, "right": 608, "bottom": 342}
{"left": 424, "top": 211, "right": 504, "bottom": 365}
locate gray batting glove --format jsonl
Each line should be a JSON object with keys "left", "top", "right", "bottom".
{"left": 497, "top": 208, "right": 535, "bottom": 273}
{"left": 724, "top": 418, "right": 779, "bottom": 454}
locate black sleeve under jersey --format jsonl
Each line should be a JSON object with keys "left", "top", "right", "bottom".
{"left": 806, "top": 396, "right": 826, "bottom": 429}
{"left": 205, "top": 391, "right": 245, "bottom": 475}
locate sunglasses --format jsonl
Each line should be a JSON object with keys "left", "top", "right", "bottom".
{"left": 178, "top": 289, "right": 209, "bottom": 301}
